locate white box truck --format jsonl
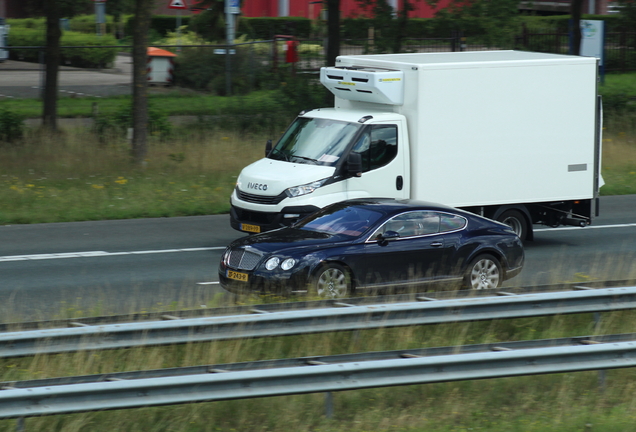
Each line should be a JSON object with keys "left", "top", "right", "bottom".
{"left": 230, "top": 50, "right": 603, "bottom": 241}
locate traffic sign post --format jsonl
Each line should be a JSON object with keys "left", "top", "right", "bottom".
{"left": 168, "top": 0, "right": 188, "bottom": 9}
{"left": 225, "top": 0, "right": 240, "bottom": 96}
{"left": 168, "top": 0, "right": 188, "bottom": 52}
{"left": 94, "top": 0, "right": 107, "bottom": 36}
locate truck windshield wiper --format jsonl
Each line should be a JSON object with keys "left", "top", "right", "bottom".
{"left": 291, "top": 155, "right": 318, "bottom": 164}
{"left": 270, "top": 149, "right": 290, "bottom": 162}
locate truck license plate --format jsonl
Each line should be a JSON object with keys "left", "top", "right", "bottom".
{"left": 227, "top": 270, "right": 249, "bottom": 282}
{"left": 241, "top": 223, "right": 261, "bottom": 233}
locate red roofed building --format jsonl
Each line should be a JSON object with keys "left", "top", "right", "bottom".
{"left": 154, "top": 0, "right": 450, "bottom": 19}
{"left": 154, "top": 0, "right": 612, "bottom": 18}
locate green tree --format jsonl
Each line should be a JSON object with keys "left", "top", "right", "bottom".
{"left": 26, "top": 0, "right": 92, "bottom": 131}
{"left": 616, "top": 0, "right": 636, "bottom": 40}
{"left": 131, "top": 0, "right": 155, "bottom": 165}
{"left": 433, "top": 0, "right": 520, "bottom": 49}
{"left": 357, "top": 0, "right": 413, "bottom": 53}
{"left": 327, "top": 0, "right": 341, "bottom": 66}
{"left": 187, "top": 0, "right": 226, "bottom": 41}
{"left": 106, "top": 0, "right": 135, "bottom": 39}
{"left": 570, "top": 0, "right": 584, "bottom": 54}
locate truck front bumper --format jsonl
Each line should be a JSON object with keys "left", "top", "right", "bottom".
{"left": 230, "top": 204, "right": 321, "bottom": 233}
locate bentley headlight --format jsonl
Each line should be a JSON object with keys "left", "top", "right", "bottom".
{"left": 222, "top": 247, "right": 232, "bottom": 266}
{"left": 265, "top": 257, "right": 280, "bottom": 271}
{"left": 285, "top": 178, "right": 328, "bottom": 198}
{"left": 281, "top": 258, "right": 296, "bottom": 271}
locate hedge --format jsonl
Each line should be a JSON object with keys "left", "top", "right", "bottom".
{"left": 7, "top": 28, "right": 118, "bottom": 68}
{"left": 186, "top": 14, "right": 312, "bottom": 41}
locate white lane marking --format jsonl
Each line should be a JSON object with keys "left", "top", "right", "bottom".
{"left": 0, "top": 247, "right": 225, "bottom": 262}
{"left": 2, "top": 223, "right": 633, "bottom": 262}
{"left": 535, "top": 223, "right": 636, "bottom": 232}
{"left": 197, "top": 282, "right": 219, "bottom": 285}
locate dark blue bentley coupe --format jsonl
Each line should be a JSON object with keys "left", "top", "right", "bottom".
{"left": 219, "top": 199, "right": 524, "bottom": 298}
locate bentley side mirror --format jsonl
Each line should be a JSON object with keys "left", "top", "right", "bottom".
{"left": 377, "top": 230, "right": 400, "bottom": 246}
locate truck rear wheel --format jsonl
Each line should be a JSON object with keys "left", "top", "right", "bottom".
{"left": 497, "top": 209, "right": 528, "bottom": 242}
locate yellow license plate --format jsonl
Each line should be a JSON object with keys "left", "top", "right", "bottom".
{"left": 227, "top": 270, "right": 249, "bottom": 282}
{"left": 241, "top": 223, "right": 261, "bottom": 233}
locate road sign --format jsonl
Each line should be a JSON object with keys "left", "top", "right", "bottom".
{"left": 225, "top": 0, "right": 240, "bottom": 14}
{"left": 168, "top": 0, "right": 188, "bottom": 10}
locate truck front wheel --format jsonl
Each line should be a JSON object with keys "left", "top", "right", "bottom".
{"left": 497, "top": 209, "right": 528, "bottom": 241}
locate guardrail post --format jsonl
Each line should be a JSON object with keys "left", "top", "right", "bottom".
{"left": 325, "top": 391, "right": 334, "bottom": 418}
{"left": 15, "top": 417, "right": 25, "bottom": 432}
{"left": 593, "top": 312, "right": 607, "bottom": 392}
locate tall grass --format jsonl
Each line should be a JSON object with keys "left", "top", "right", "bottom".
{"left": 601, "top": 113, "right": 636, "bottom": 195}
{"left": 0, "top": 125, "right": 269, "bottom": 224}
{"left": 0, "top": 114, "right": 634, "bottom": 224}
{"left": 3, "top": 311, "right": 636, "bottom": 431}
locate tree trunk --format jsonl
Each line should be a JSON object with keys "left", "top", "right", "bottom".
{"left": 570, "top": 0, "right": 584, "bottom": 55}
{"left": 393, "top": 0, "right": 410, "bottom": 53}
{"left": 42, "top": 2, "right": 62, "bottom": 131}
{"left": 131, "top": 0, "right": 153, "bottom": 165}
{"left": 326, "top": 0, "right": 340, "bottom": 68}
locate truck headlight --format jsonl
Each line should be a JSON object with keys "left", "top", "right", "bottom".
{"left": 285, "top": 178, "right": 328, "bottom": 198}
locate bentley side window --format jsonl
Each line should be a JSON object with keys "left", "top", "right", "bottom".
{"left": 440, "top": 214, "right": 467, "bottom": 232}
{"left": 374, "top": 211, "right": 441, "bottom": 239}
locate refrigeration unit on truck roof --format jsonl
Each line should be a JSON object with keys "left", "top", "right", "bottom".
{"left": 319, "top": 67, "right": 404, "bottom": 105}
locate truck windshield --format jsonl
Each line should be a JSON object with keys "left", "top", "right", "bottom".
{"left": 268, "top": 117, "right": 361, "bottom": 166}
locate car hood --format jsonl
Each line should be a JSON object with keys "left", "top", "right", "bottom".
{"left": 231, "top": 227, "right": 358, "bottom": 255}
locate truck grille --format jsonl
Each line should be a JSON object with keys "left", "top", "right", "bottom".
{"left": 236, "top": 189, "right": 286, "bottom": 205}
{"left": 228, "top": 248, "right": 262, "bottom": 271}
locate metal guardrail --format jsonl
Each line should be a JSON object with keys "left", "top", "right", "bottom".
{"left": 4, "top": 279, "right": 632, "bottom": 332}
{"left": 2, "top": 285, "right": 636, "bottom": 359}
{"left": 2, "top": 332, "right": 636, "bottom": 419}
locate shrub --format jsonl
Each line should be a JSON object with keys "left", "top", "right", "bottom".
{"left": 69, "top": 14, "right": 116, "bottom": 34}
{"left": 0, "top": 109, "right": 25, "bottom": 144}
{"left": 173, "top": 42, "right": 273, "bottom": 95}
{"left": 125, "top": 15, "right": 192, "bottom": 39}
{"left": 188, "top": 14, "right": 312, "bottom": 42}
{"left": 273, "top": 70, "right": 330, "bottom": 116}
{"left": 60, "top": 33, "right": 119, "bottom": 68}
{"left": 95, "top": 102, "right": 172, "bottom": 140}
{"left": 8, "top": 28, "right": 118, "bottom": 67}
{"left": 600, "top": 76, "right": 636, "bottom": 114}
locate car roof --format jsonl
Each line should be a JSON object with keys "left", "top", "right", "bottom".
{"left": 336, "top": 198, "right": 464, "bottom": 217}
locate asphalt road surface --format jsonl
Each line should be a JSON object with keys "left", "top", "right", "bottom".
{"left": 0, "top": 55, "right": 133, "bottom": 99}
{"left": 1, "top": 195, "right": 635, "bottom": 322}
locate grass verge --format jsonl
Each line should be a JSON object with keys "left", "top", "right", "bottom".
{"left": 0, "top": 116, "right": 634, "bottom": 225}
{"left": 3, "top": 310, "right": 636, "bottom": 431}
{"left": 0, "top": 125, "right": 267, "bottom": 224}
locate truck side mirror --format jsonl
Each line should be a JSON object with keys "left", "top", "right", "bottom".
{"left": 265, "top": 139, "right": 273, "bottom": 157}
{"left": 347, "top": 152, "right": 362, "bottom": 177}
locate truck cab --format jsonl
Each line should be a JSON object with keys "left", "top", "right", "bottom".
{"left": 230, "top": 109, "right": 410, "bottom": 234}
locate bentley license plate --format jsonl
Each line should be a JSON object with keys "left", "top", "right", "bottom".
{"left": 241, "top": 223, "right": 261, "bottom": 233}
{"left": 227, "top": 270, "right": 249, "bottom": 282}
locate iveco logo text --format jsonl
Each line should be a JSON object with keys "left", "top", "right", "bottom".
{"left": 247, "top": 182, "right": 268, "bottom": 191}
